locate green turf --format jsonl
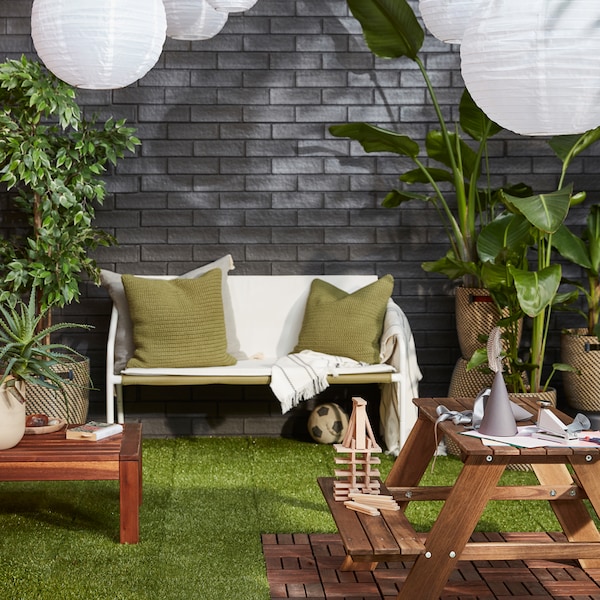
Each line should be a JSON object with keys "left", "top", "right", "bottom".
{"left": 0, "top": 437, "right": 562, "bottom": 599}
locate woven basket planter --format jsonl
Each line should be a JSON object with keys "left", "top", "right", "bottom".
{"left": 455, "top": 286, "right": 523, "bottom": 360}
{"left": 25, "top": 355, "right": 90, "bottom": 424}
{"left": 448, "top": 357, "right": 495, "bottom": 399}
{"left": 561, "top": 329, "right": 600, "bottom": 412}
{"left": 455, "top": 287, "right": 499, "bottom": 359}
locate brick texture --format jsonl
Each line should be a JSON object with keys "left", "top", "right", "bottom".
{"left": 1, "top": 1, "right": 598, "bottom": 437}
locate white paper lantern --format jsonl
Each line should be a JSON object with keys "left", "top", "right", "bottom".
{"left": 205, "top": 0, "right": 259, "bottom": 14}
{"left": 31, "top": 0, "right": 166, "bottom": 89}
{"left": 164, "top": 0, "right": 228, "bottom": 41}
{"left": 418, "top": 0, "right": 481, "bottom": 44}
{"left": 460, "top": 0, "right": 600, "bottom": 136}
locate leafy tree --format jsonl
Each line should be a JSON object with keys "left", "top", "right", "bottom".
{"left": 0, "top": 56, "right": 139, "bottom": 333}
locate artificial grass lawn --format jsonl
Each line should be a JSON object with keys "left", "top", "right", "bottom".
{"left": 0, "top": 437, "right": 562, "bottom": 600}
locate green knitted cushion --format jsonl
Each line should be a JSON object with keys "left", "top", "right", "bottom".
{"left": 122, "top": 269, "right": 236, "bottom": 369}
{"left": 293, "top": 275, "right": 394, "bottom": 364}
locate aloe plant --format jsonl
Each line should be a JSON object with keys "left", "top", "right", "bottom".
{"left": 0, "top": 292, "right": 91, "bottom": 404}
{"left": 329, "top": 0, "right": 509, "bottom": 287}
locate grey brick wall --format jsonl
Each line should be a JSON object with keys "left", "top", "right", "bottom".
{"left": 1, "top": 1, "right": 598, "bottom": 437}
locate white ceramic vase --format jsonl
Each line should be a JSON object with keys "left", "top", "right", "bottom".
{"left": 0, "top": 381, "right": 26, "bottom": 450}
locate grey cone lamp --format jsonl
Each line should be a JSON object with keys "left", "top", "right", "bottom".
{"left": 478, "top": 327, "right": 518, "bottom": 437}
{"left": 478, "top": 371, "right": 518, "bottom": 436}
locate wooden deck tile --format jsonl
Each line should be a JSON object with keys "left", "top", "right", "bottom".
{"left": 263, "top": 533, "right": 600, "bottom": 599}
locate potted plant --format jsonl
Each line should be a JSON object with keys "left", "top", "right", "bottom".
{"left": 0, "top": 292, "right": 91, "bottom": 449}
{"left": 0, "top": 56, "right": 138, "bottom": 420}
{"left": 329, "top": 0, "right": 533, "bottom": 396}
{"left": 553, "top": 203, "right": 600, "bottom": 412}
{"left": 469, "top": 129, "right": 600, "bottom": 396}
{"left": 329, "top": 0, "right": 507, "bottom": 290}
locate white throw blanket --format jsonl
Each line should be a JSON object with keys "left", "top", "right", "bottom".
{"left": 270, "top": 350, "right": 367, "bottom": 414}
{"left": 378, "top": 299, "right": 423, "bottom": 456}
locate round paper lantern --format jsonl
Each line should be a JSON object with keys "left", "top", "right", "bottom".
{"left": 460, "top": 0, "right": 600, "bottom": 136}
{"left": 164, "top": 0, "right": 228, "bottom": 41}
{"left": 418, "top": 0, "right": 481, "bottom": 44}
{"left": 205, "top": 0, "right": 259, "bottom": 14}
{"left": 31, "top": 0, "right": 166, "bottom": 89}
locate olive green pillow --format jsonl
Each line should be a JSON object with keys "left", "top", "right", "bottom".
{"left": 122, "top": 269, "right": 236, "bottom": 369}
{"left": 293, "top": 275, "right": 394, "bottom": 364}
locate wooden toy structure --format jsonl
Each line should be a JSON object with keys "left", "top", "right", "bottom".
{"left": 333, "top": 397, "right": 400, "bottom": 514}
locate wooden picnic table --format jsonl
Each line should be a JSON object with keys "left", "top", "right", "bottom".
{"left": 319, "top": 396, "right": 600, "bottom": 600}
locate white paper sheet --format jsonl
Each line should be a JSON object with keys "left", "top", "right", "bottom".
{"left": 460, "top": 426, "right": 600, "bottom": 448}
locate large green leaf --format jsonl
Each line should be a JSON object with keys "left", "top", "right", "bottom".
{"left": 347, "top": 0, "right": 424, "bottom": 61}
{"left": 549, "top": 127, "right": 600, "bottom": 167}
{"left": 587, "top": 204, "right": 600, "bottom": 275}
{"left": 382, "top": 189, "right": 429, "bottom": 208}
{"left": 421, "top": 251, "right": 478, "bottom": 281}
{"left": 400, "top": 167, "right": 454, "bottom": 184}
{"left": 329, "top": 122, "right": 419, "bottom": 157}
{"left": 476, "top": 213, "right": 531, "bottom": 263}
{"left": 552, "top": 224, "right": 592, "bottom": 270}
{"left": 509, "top": 264, "right": 561, "bottom": 317}
{"left": 502, "top": 186, "right": 573, "bottom": 234}
{"left": 459, "top": 89, "right": 502, "bottom": 142}
{"left": 426, "top": 130, "right": 477, "bottom": 178}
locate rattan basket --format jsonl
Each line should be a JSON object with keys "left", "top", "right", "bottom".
{"left": 25, "top": 355, "right": 90, "bottom": 424}
{"left": 454, "top": 286, "right": 522, "bottom": 360}
{"left": 455, "top": 287, "right": 499, "bottom": 359}
{"left": 561, "top": 329, "right": 600, "bottom": 412}
{"left": 448, "top": 357, "right": 494, "bottom": 399}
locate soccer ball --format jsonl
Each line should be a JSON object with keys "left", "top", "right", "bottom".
{"left": 308, "top": 403, "right": 349, "bottom": 444}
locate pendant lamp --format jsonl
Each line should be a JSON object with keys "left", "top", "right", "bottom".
{"left": 418, "top": 0, "right": 481, "bottom": 44}
{"left": 31, "top": 0, "right": 166, "bottom": 89}
{"left": 460, "top": 0, "right": 600, "bottom": 136}
{"left": 205, "top": 0, "right": 259, "bottom": 14}
{"left": 164, "top": 0, "right": 228, "bottom": 41}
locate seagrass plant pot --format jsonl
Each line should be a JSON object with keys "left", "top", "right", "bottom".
{"left": 455, "top": 287, "right": 499, "bottom": 359}
{"left": 454, "top": 287, "right": 523, "bottom": 360}
{"left": 561, "top": 329, "right": 600, "bottom": 413}
{"left": 0, "top": 380, "right": 26, "bottom": 450}
{"left": 25, "top": 355, "right": 90, "bottom": 424}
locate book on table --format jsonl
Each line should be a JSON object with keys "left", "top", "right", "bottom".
{"left": 66, "top": 422, "right": 123, "bottom": 441}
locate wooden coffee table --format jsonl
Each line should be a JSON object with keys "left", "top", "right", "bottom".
{"left": 0, "top": 422, "right": 142, "bottom": 543}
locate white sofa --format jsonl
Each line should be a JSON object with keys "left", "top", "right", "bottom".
{"left": 105, "top": 272, "right": 422, "bottom": 454}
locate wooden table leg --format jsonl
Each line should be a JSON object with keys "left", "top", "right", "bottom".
{"left": 535, "top": 458, "right": 600, "bottom": 569}
{"left": 385, "top": 412, "right": 437, "bottom": 490}
{"left": 397, "top": 455, "right": 507, "bottom": 600}
{"left": 119, "top": 457, "right": 141, "bottom": 544}
{"left": 533, "top": 461, "right": 600, "bottom": 569}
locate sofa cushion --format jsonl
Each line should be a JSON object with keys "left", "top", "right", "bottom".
{"left": 293, "top": 274, "right": 394, "bottom": 364}
{"left": 101, "top": 254, "right": 238, "bottom": 373}
{"left": 122, "top": 269, "right": 236, "bottom": 369}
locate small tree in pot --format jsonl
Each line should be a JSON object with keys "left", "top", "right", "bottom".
{"left": 0, "top": 56, "right": 139, "bottom": 421}
{"left": 0, "top": 55, "right": 139, "bottom": 334}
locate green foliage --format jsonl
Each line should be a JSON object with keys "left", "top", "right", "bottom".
{"left": 0, "top": 55, "right": 139, "bottom": 323}
{"left": 0, "top": 291, "right": 91, "bottom": 400}
{"left": 554, "top": 203, "right": 600, "bottom": 338}
{"left": 473, "top": 132, "right": 600, "bottom": 391}
{"left": 330, "top": 0, "right": 506, "bottom": 287}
